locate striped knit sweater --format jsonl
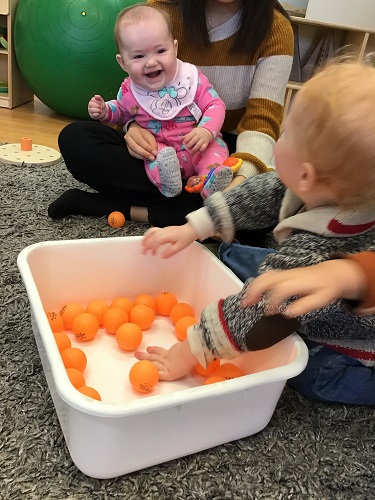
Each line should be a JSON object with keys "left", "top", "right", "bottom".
{"left": 186, "top": 172, "right": 375, "bottom": 367}
{"left": 148, "top": 0, "right": 294, "bottom": 178}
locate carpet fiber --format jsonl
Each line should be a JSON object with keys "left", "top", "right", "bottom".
{"left": 1, "top": 155, "right": 374, "bottom": 500}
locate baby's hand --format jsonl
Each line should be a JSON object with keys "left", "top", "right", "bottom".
{"left": 142, "top": 223, "right": 198, "bottom": 258}
{"left": 88, "top": 95, "right": 107, "bottom": 120}
{"left": 134, "top": 341, "right": 198, "bottom": 381}
{"left": 183, "top": 128, "right": 212, "bottom": 155}
{"left": 243, "top": 260, "right": 366, "bottom": 317}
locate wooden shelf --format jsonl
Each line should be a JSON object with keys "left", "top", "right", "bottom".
{"left": 0, "top": 0, "right": 33, "bottom": 109}
{"left": 284, "top": 16, "right": 375, "bottom": 118}
{"left": 287, "top": 81, "right": 303, "bottom": 91}
{"left": 290, "top": 15, "right": 375, "bottom": 34}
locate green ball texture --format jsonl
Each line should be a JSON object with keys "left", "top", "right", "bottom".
{"left": 14, "top": 0, "right": 144, "bottom": 119}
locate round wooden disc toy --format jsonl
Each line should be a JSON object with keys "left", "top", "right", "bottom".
{"left": 0, "top": 137, "right": 61, "bottom": 166}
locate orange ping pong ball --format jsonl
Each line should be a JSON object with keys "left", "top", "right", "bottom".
{"left": 110, "top": 297, "right": 133, "bottom": 315}
{"left": 204, "top": 375, "right": 226, "bottom": 385}
{"left": 72, "top": 312, "right": 99, "bottom": 341}
{"left": 129, "top": 304, "right": 155, "bottom": 330}
{"left": 129, "top": 360, "right": 159, "bottom": 393}
{"left": 46, "top": 310, "right": 64, "bottom": 332}
{"left": 66, "top": 367, "right": 86, "bottom": 389}
{"left": 59, "top": 302, "right": 84, "bottom": 330}
{"left": 116, "top": 323, "right": 143, "bottom": 351}
{"left": 77, "top": 386, "right": 102, "bottom": 401}
{"left": 194, "top": 358, "right": 221, "bottom": 377}
{"left": 61, "top": 347, "right": 87, "bottom": 372}
{"left": 86, "top": 299, "right": 109, "bottom": 326}
{"left": 108, "top": 211, "right": 125, "bottom": 228}
{"left": 175, "top": 316, "right": 197, "bottom": 342}
{"left": 170, "top": 302, "right": 195, "bottom": 325}
{"left": 53, "top": 331, "right": 71, "bottom": 352}
{"left": 134, "top": 293, "right": 156, "bottom": 312}
{"left": 103, "top": 307, "right": 128, "bottom": 334}
{"left": 155, "top": 291, "right": 178, "bottom": 316}
{"left": 214, "top": 363, "right": 244, "bottom": 379}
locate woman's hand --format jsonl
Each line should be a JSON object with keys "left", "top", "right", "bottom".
{"left": 125, "top": 122, "right": 158, "bottom": 161}
{"left": 134, "top": 341, "right": 198, "bottom": 381}
{"left": 224, "top": 174, "right": 246, "bottom": 191}
{"left": 243, "top": 260, "right": 367, "bottom": 317}
{"left": 142, "top": 223, "right": 198, "bottom": 258}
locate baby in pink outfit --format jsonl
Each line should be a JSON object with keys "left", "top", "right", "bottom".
{"left": 88, "top": 4, "right": 233, "bottom": 198}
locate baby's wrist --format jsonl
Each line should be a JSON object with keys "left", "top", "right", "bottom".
{"left": 100, "top": 105, "right": 108, "bottom": 121}
{"left": 185, "top": 222, "right": 199, "bottom": 242}
{"left": 337, "top": 259, "right": 368, "bottom": 301}
{"left": 199, "top": 126, "right": 214, "bottom": 142}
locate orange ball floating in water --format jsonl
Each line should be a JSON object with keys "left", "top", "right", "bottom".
{"left": 194, "top": 358, "right": 221, "bottom": 377}
{"left": 61, "top": 347, "right": 87, "bottom": 372}
{"left": 175, "top": 315, "right": 197, "bottom": 342}
{"left": 116, "top": 323, "right": 143, "bottom": 351}
{"left": 214, "top": 363, "right": 244, "bottom": 379}
{"left": 155, "top": 291, "right": 178, "bottom": 316}
{"left": 46, "top": 310, "right": 64, "bottom": 332}
{"left": 53, "top": 331, "right": 71, "bottom": 352}
{"left": 134, "top": 293, "right": 156, "bottom": 312}
{"left": 108, "top": 211, "right": 125, "bottom": 228}
{"left": 72, "top": 312, "right": 99, "bottom": 341}
{"left": 170, "top": 302, "right": 195, "bottom": 325}
{"left": 59, "top": 302, "right": 84, "bottom": 330}
{"left": 77, "top": 386, "right": 101, "bottom": 401}
{"left": 103, "top": 307, "right": 128, "bottom": 334}
{"left": 85, "top": 299, "right": 109, "bottom": 326}
{"left": 129, "top": 360, "right": 159, "bottom": 393}
{"left": 66, "top": 367, "right": 86, "bottom": 389}
{"left": 110, "top": 297, "right": 133, "bottom": 315}
{"left": 204, "top": 375, "right": 226, "bottom": 385}
{"left": 129, "top": 304, "right": 155, "bottom": 330}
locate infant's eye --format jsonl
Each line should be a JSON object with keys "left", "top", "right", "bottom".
{"left": 133, "top": 54, "right": 144, "bottom": 60}
{"left": 157, "top": 48, "right": 166, "bottom": 54}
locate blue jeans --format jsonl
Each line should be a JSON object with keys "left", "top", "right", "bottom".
{"left": 218, "top": 241, "right": 277, "bottom": 281}
{"left": 289, "top": 340, "right": 375, "bottom": 406}
{"left": 218, "top": 242, "right": 375, "bottom": 406}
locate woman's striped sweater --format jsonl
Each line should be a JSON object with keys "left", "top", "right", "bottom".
{"left": 148, "top": 0, "right": 294, "bottom": 178}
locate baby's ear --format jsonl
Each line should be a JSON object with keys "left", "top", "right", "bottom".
{"left": 116, "top": 54, "right": 127, "bottom": 72}
{"left": 299, "top": 161, "right": 317, "bottom": 193}
{"left": 174, "top": 39, "right": 178, "bottom": 56}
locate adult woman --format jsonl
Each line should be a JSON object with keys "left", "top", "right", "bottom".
{"left": 49, "top": 0, "right": 293, "bottom": 228}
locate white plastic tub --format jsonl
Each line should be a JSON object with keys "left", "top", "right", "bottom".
{"left": 17, "top": 237, "right": 308, "bottom": 479}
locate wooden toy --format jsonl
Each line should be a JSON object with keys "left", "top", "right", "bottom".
{"left": 0, "top": 137, "right": 61, "bottom": 166}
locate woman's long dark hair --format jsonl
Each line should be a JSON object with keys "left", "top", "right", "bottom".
{"left": 178, "top": 0, "right": 290, "bottom": 53}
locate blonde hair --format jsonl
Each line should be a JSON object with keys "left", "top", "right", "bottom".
{"left": 292, "top": 61, "right": 375, "bottom": 208}
{"left": 114, "top": 3, "right": 173, "bottom": 51}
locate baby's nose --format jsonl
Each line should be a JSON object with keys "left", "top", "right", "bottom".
{"left": 146, "top": 57, "right": 157, "bottom": 67}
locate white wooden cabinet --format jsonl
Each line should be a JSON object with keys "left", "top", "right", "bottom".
{"left": 0, "top": 0, "right": 33, "bottom": 109}
{"left": 284, "top": 16, "right": 375, "bottom": 117}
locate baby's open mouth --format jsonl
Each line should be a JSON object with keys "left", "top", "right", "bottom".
{"left": 146, "top": 70, "right": 162, "bottom": 79}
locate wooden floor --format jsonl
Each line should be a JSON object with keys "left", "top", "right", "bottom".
{"left": 0, "top": 97, "right": 73, "bottom": 150}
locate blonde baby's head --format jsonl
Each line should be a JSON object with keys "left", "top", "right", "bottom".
{"left": 285, "top": 61, "right": 375, "bottom": 209}
{"left": 114, "top": 4, "right": 173, "bottom": 52}
{"left": 113, "top": 4, "right": 178, "bottom": 92}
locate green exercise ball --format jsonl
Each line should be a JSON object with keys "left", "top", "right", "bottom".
{"left": 14, "top": 0, "right": 144, "bottom": 119}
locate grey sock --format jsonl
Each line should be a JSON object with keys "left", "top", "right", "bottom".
{"left": 157, "top": 147, "right": 182, "bottom": 197}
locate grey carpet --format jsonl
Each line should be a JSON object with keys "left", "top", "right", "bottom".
{"left": 1, "top": 154, "right": 374, "bottom": 500}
